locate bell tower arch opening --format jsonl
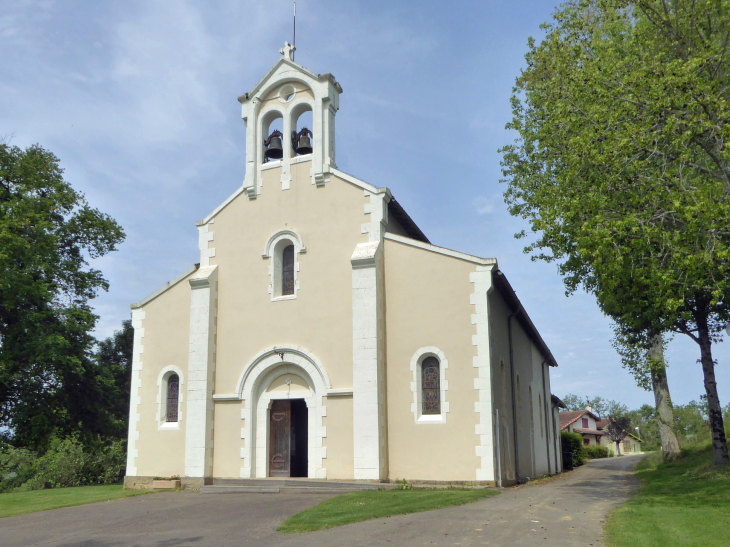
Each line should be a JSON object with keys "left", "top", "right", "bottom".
{"left": 261, "top": 110, "right": 284, "bottom": 163}
{"left": 290, "top": 104, "right": 313, "bottom": 158}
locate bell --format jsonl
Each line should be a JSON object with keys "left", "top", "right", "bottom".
{"left": 296, "top": 134, "right": 313, "bottom": 155}
{"left": 264, "top": 130, "right": 283, "bottom": 161}
{"left": 294, "top": 128, "right": 313, "bottom": 155}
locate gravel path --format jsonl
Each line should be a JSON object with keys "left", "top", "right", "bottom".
{"left": 0, "top": 455, "right": 642, "bottom": 547}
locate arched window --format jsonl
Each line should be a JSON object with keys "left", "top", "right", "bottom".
{"left": 409, "top": 347, "right": 449, "bottom": 424}
{"left": 421, "top": 356, "right": 440, "bottom": 415}
{"left": 263, "top": 229, "right": 305, "bottom": 301}
{"left": 282, "top": 244, "right": 295, "bottom": 296}
{"left": 167, "top": 374, "right": 179, "bottom": 422}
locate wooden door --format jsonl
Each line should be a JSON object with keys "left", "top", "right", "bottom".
{"left": 269, "top": 400, "right": 291, "bottom": 477}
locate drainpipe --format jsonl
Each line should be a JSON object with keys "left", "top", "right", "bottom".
{"left": 495, "top": 408, "right": 502, "bottom": 488}
{"left": 507, "top": 310, "right": 520, "bottom": 482}
{"left": 541, "top": 360, "right": 551, "bottom": 474}
{"left": 552, "top": 403, "right": 561, "bottom": 472}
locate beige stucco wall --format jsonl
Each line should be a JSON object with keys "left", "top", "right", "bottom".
{"left": 209, "top": 161, "right": 367, "bottom": 394}
{"left": 205, "top": 161, "right": 370, "bottom": 477}
{"left": 322, "top": 396, "right": 354, "bottom": 479}
{"left": 212, "top": 401, "right": 244, "bottom": 478}
{"left": 383, "top": 237, "right": 481, "bottom": 481}
{"left": 133, "top": 273, "right": 193, "bottom": 477}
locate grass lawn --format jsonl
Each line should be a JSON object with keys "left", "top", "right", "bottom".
{"left": 0, "top": 485, "right": 156, "bottom": 519}
{"left": 277, "top": 488, "right": 500, "bottom": 533}
{"left": 605, "top": 444, "right": 730, "bottom": 547}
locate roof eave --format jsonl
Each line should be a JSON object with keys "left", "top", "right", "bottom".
{"left": 493, "top": 270, "right": 559, "bottom": 367}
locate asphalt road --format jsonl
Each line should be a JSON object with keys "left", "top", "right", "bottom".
{"left": 1, "top": 455, "right": 642, "bottom": 547}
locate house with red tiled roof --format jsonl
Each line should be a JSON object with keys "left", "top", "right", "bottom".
{"left": 559, "top": 408, "right": 604, "bottom": 446}
{"left": 560, "top": 409, "right": 643, "bottom": 453}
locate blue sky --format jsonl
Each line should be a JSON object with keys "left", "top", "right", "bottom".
{"left": 1, "top": 0, "right": 727, "bottom": 410}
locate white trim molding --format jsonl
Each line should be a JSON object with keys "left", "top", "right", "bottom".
{"left": 351, "top": 240, "right": 386, "bottom": 480}
{"left": 237, "top": 346, "right": 330, "bottom": 479}
{"left": 262, "top": 229, "right": 306, "bottom": 301}
{"left": 262, "top": 229, "right": 306, "bottom": 257}
{"left": 361, "top": 190, "right": 389, "bottom": 243}
{"left": 125, "top": 309, "right": 146, "bottom": 476}
{"left": 156, "top": 366, "right": 185, "bottom": 430}
{"left": 184, "top": 265, "right": 218, "bottom": 479}
{"left": 198, "top": 219, "right": 215, "bottom": 268}
{"left": 470, "top": 264, "right": 496, "bottom": 481}
{"left": 409, "top": 347, "right": 450, "bottom": 424}
{"left": 385, "top": 232, "right": 498, "bottom": 267}
{"left": 131, "top": 265, "right": 199, "bottom": 309}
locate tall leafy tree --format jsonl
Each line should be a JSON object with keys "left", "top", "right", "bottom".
{"left": 501, "top": 0, "right": 730, "bottom": 464}
{"left": 94, "top": 319, "right": 133, "bottom": 439}
{"left": 0, "top": 143, "right": 124, "bottom": 448}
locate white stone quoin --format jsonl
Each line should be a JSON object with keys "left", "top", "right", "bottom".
{"left": 351, "top": 241, "right": 385, "bottom": 480}
{"left": 184, "top": 265, "right": 218, "bottom": 478}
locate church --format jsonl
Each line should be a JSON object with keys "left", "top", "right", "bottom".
{"left": 124, "top": 44, "right": 563, "bottom": 489}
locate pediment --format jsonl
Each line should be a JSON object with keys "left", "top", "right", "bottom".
{"left": 238, "top": 58, "right": 342, "bottom": 105}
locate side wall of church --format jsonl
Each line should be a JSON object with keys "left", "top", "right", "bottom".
{"left": 488, "top": 287, "right": 555, "bottom": 482}
{"left": 383, "top": 238, "right": 481, "bottom": 481}
{"left": 132, "top": 274, "right": 193, "bottom": 478}
{"left": 204, "top": 161, "right": 368, "bottom": 479}
{"left": 488, "top": 289, "right": 516, "bottom": 482}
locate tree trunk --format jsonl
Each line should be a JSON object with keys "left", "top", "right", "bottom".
{"left": 647, "top": 336, "right": 680, "bottom": 460}
{"left": 696, "top": 312, "right": 730, "bottom": 466}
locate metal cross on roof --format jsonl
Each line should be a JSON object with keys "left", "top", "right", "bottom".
{"left": 280, "top": 41, "right": 296, "bottom": 61}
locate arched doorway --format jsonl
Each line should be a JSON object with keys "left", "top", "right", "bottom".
{"left": 237, "top": 346, "right": 330, "bottom": 479}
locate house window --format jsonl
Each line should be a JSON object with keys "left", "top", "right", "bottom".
{"left": 582, "top": 417, "right": 589, "bottom": 429}
{"left": 166, "top": 374, "right": 179, "bottom": 422}
{"left": 584, "top": 438, "right": 590, "bottom": 446}
{"left": 421, "top": 357, "right": 440, "bottom": 415}
{"left": 282, "top": 245, "right": 294, "bottom": 296}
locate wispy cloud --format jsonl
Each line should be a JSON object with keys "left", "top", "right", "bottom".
{"left": 473, "top": 195, "right": 495, "bottom": 215}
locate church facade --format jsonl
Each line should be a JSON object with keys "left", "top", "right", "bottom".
{"left": 124, "top": 46, "right": 563, "bottom": 488}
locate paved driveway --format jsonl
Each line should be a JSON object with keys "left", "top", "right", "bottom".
{"left": 1, "top": 455, "right": 642, "bottom": 547}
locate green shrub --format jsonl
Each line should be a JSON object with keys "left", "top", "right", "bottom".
{"left": 582, "top": 445, "right": 608, "bottom": 459}
{"left": 18, "top": 437, "right": 86, "bottom": 490}
{"left": 0, "top": 445, "right": 36, "bottom": 493}
{"left": 1, "top": 437, "right": 127, "bottom": 492}
{"left": 561, "top": 431, "right": 584, "bottom": 468}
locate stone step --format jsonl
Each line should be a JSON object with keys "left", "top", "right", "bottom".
{"left": 201, "top": 479, "right": 397, "bottom": 494}
{"left": 212, "top": 478, "right": 393, "bottom": 490}
{"left": 200, "top": 486, "right": 280, "bottom": 494}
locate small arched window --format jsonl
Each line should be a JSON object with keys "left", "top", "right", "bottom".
{"left": 421, "top": 356, "right": 441, "bottom": 415}
{"left": 282, "top": 244, "right": 295, "bottom": 296}
{"left": 167, "top": 374, "right": 179, "bottom": 422}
